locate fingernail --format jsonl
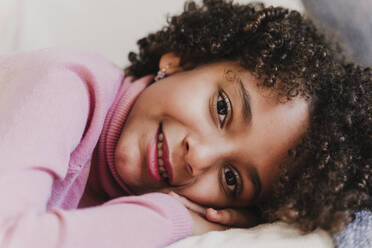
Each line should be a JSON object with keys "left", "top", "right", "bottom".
{"left": 209, "top": 208, "right": 218, "bottom": 215}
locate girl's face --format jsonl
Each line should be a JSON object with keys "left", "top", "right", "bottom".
{"left": 115, "top": 61, "right": 309, "bottom": 208}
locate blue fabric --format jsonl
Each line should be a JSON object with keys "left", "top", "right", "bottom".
{"left": 303, "top": 0, "right": 372, "bottom": 67}
{"left": 334, "top": 210, "right": 372, "bottom": 248}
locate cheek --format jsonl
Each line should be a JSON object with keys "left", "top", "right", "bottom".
{"left": 175, "top": 171, "right": 227, "bottom": 207}
{"left": 156, "top": 79, "right": 211, "bottom": 119}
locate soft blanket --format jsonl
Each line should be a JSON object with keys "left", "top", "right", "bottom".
{"left": 167, "top": 222, "right": 333, "bottom": 248}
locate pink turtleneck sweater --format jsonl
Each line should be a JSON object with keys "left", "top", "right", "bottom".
{"left": 0, "top": 48, "right": 192, "bottom": 248}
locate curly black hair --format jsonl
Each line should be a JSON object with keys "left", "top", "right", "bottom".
{"left": 125, "top": 0, "right": 372, "bottom": 233}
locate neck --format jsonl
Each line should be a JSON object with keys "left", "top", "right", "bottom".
{"left": 89, "top": 75, "right": 152, "bottom": 199}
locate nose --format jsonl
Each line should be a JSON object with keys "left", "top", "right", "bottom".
{"left": 183, "top": 134, "right": 228, "bottom": 177}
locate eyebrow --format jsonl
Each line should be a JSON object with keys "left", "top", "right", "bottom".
{"left": 237, "top": 79, "right": 252, "bottom": 124}
{"left": 248, "top": 167, "right": 262, "bottom": 202}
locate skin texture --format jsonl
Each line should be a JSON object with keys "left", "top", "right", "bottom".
{"left": 124, "top": 0, "right": 372, "bottom": 233}
{"left": 115, "top": 59, "right": 309, "bottom": 210}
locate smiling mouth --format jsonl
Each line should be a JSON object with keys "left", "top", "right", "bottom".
{"left": 157, "top": 123, "right": 170, "bottom": 183}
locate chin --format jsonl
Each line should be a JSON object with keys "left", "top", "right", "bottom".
{"left": 115, "top": 152, "right": 141, "bottom": 186}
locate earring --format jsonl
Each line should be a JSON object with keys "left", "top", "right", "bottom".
{"left": 154, "top": 65, "right": 170, "bottom": 81}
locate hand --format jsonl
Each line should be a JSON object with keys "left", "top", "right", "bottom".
{"left": 204, "top": 207, "right": 261, "bottom": 228}
{"left": 168, "top": 192, "right": 227, "bottom": 236}
{"left": 168, "top": 192, "right": 260, "bottom": 232}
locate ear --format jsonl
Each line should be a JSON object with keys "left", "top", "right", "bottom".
{"left": 159, "top": 52, "right": 183, "bottom": 76}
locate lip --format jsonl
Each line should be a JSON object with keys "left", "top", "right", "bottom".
{"left": 161, "top": 126, "right": 174, "bottom": 185}
{"left": 147, "top": 124, "right": 161, "bottom": 183}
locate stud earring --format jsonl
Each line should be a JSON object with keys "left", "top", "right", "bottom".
{"left": 154, "top": 65, "right": 170, "bottom": 81}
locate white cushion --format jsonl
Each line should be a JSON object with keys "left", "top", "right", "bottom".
{"left": 167, "top": 222, "right": 333, "bottom": 248}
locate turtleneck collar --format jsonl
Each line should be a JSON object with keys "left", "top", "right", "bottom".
{"left": 96, "top": 75, "right": 153, "bottom": 198}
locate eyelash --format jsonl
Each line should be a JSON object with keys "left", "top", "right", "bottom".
{"left": 216, "top": 90, "right": 232, "bottom": 127}
{"left": 223, "top": 165, "right": 242, "bottom": 197}
{"left": 214, "top": 91, "right": 240, "bottom": 197}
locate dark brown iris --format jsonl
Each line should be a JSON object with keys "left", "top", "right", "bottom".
{"left": 217, "top": 98, "right": 227, "bottom": 115}
{"left": 225, "top": 170, "right": 236, "bottom": 185}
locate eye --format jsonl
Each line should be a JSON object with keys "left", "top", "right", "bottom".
{"left": 216, "top": 90, "right": 231, "bottom": 127}
{"left": 223, "top": 166, "right": 241, "bottom": 197}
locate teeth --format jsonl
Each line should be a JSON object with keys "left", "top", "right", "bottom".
{"left": 157, "top": 156, "right": 168, "bottom": 178}
{"left": 157, "top": 142, "right": 163, "bottom": 150}
{"left": 158, "top": 149, "right": 163, "bottom": 157}
{"left": 157, "top": 127, "right": 169, "bottom": 181}
{"left": 159, "top": 165, "right": 166, "bottom": 172}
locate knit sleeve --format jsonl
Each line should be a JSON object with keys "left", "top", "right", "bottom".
{"left": 0, "top": 50, "right": 91, "bottom": 211}
{"left": 1, "top": 190, "right": 192, "bottom": 248}
{"left": 0, "top": 50, "right": 89, "bottom": 244}
{"left": 0, "top": 50, "right": 91, "bottom": 177}
{"left": 0, "top": 50, "right": 192, "bottom": 248}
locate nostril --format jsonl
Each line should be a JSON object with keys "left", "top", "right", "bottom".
{"left": 185, "top": 141, "right": 189, "bottom": 151}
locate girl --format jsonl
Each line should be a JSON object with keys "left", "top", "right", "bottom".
{"left": 0, "top": 1, "right": 370, "bottom": 247}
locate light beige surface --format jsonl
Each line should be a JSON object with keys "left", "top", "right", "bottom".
{"left": 167, "top": 222, "right": 334, "bottom": 248}
{"left": 0, "top": 0, "right": 303, "bottom": 67}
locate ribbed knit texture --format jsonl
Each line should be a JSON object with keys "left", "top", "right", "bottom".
{"left": 105, "top": 193, "right": 193, "bottom": 246}
{"left": 96, "top": 75, "right": 151, "bottom": 197}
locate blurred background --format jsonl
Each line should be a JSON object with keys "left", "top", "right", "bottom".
{"left": 304, "top": 0, "right": 372, "bottom": 67}
{"left": 0, "top": 0, "right": 303, "bottom": 67}
{"left": 1, "top": 0, "right": 371, "bottom": 67}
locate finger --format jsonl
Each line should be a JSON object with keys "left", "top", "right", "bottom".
{"left": 206, "top": 208, "right": 259, "bottom": 227}
{"left": 168, "top": 191, "right": 181, "bottom": 199}
{"left": 185, "top": 201, "right": 206, "bottom": 216}
{"left": 205, "top": 208, "right": 231, "bottom": 225}
{"left": 168, "top": 192, "right": 206, "bottom": 215}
